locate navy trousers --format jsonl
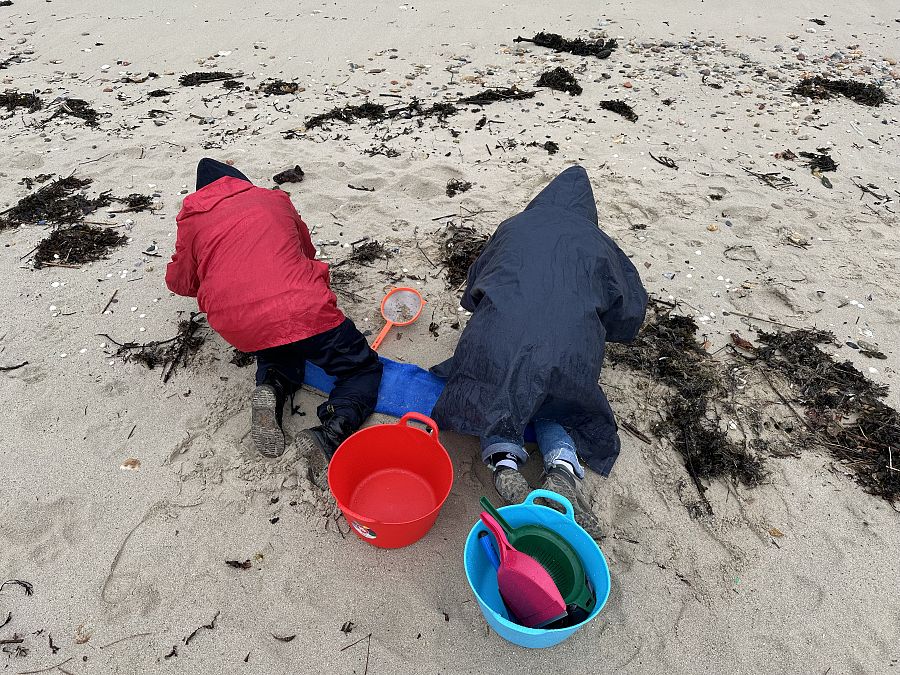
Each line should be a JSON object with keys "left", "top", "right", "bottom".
{"left": 255, "top": 319, "right": 383, "bottom": 430}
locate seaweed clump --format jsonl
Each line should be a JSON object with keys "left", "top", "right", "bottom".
{"left": 114, "top": 193, "right": 156, "bottom": 211}
{"left": 607, "top": 304, "right": 767, "bottom": 512}
{"left": 600, "top": 99, "right": 638, "bottom": 122}
{"left": 757, "top": 330, "right": 900, "bottom": 504}
{"left": 345, "top": 240, "right": 391, "bottom": 265}
{"left": 515, "top": 32, "right": 618, "bottom": 59}
{"left": 259, "top": 79, "right": 300, "bottom": 95}
{"left": 0, "top": 176, "right": 111, "bottom": 230}
{"left": 440, "top": 225, "right": 489, "bottom": 288}
{"left": 49, "top": 98, "right": 101, "bottom": 126}
{"left": 792, "top": 76, "right": 887, "bottom": 106}
{"left": 446, "top": 179, "right": 472, "bottom": 197}
{"left": 109, "top": 315, "right": 207, "bottom": 383}
{"left": 0, "top": 90, "right": 43, "bottom": 112}
{"left": 33, "top": 224, "right": 126, "bottom": 268}
{"left": 179, "top": 72, "right": 237, "bottom": 86}
{"left": 799, "top": 150, "right": 838, "bottom": 173}
{"left": 305, "top": 102, "right": 387, "bottom": 129}
{"left": 458, "top": 87, "right": 535, "bottom": 106}
{"left": 528, "top": 140, "right": 559, "bottom": 155}
{"left": 536, "top": 67, "right": 582, "bottom": 96}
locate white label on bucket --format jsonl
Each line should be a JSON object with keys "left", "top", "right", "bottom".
{"left": 351, "top": 521, "right": 377, "bottom": 539}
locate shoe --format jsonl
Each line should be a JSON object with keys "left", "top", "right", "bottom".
{"left": 492, "top": 466, "right": 532, "bottom": 505}
{"left": 251, "top": 375, "right": 286, "bottom": 458}
{"left": 298, "top": 414, "right": 355, "bottom": 490}
{"left": 538, "top": 466, "right": 604, "bottom": 541}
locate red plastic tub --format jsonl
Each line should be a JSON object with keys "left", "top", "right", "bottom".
{"left": 327, "top": 412, "right": 454, "bottom": 548}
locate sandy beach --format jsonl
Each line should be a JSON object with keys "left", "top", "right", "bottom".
{"left": 1, "top": 1, "right": 899, "bottom": 673}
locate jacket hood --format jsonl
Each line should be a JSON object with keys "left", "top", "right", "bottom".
{"left": 177, "top": 176, "right": 255, "bottom": 219}
{"left": 524, "top": 165, "right": 598, "bottom": 225}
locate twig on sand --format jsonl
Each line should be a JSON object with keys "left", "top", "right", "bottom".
{"left": 621, "top": 420, "right": 652, "bottom": 444}
{"left": 339, "top": 633, "right": 372, "bottom": 675}
{"left": 99, "top": 632, "right": 153, "bottom": 650}
{"left": 0, "top": 362, "right": 28, "bottom": 371}
{"left": 18, "top": 657, "right": 73, "bottom": 675}
{"left": 722, "top": 310, "right": 806, "bottom": 331}
{"left": 101, "top": 289, "right": 119, "bottom": 314}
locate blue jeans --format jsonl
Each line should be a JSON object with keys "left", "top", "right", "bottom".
{"left": 481, "top": 419, "right": 585, "bottom": 479}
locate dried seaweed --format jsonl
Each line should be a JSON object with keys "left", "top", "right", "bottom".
{"left": 536, "top": 67, "right": 582, "bottom": 96}
{"left": 305, "top": 102, "right": 387, "bottom": 129}
{"left": 18, "top": 173, "right": 53, "bottom": 189}
{"left": 273, "top": 165, "right": 305, "bottom": 184}
{"left": 148, "top": 89, "right": 170, "bottom": 97}
{"left": 440, "top": 225, "right": 489, "bottom": 288}
{"left": 0, "top": 176, "right": 111, "bottom": 230}
{"left": 106, "top": 315, "right": 207, "bottom": 383}
{"left": 514, "top": 32, "right": 618, "bottom": 59}
{"left": 446, "top": 179, "right": 472, "bottom": 197}
{"left": 458, "top": 86, "right": 535, "bottom": 106}
{"left": 344, "top": 240, "right": 390, "bottom": 265}
{"left": 607, "top": 305, "right": 767, "bottom": 510}
{"left": 599, "top": 99, "right": 638, "bottom": 122}
{"left": 113, "top": 193, "right": 155, "bottom": 211}
{"left": 792, "top": 76, "right": 887, "bottom": 106}
{"left": 364, "top": 143, "right": 400, "bottom": 158}
{"left": 45, "top": 98, "right": 102, "bottom": 126}
{"left": 527, "top": 140, "right": 559, "bottom": 155}
{"left": 259, "top": 79, "right": 300, "bottom": 95}
{"left": 179, "top": 71, "right": 237, "bottom": 86}
{"left": 757, "top": 330, "right": 900, "bottom": 503}
{"left": 0, "top": 90, "right": 42, "bottom": 112}
{"left": 387, "top": 99, "right": 458, "bottom": 122}
{"left": 744, "top": 168, "right": 796, "bottom": 190}
{"left": 798, "top": 150, "right": 838, "bottom": 173}
{"left": 33, "top": 224, "right": 126, "bottom": 268}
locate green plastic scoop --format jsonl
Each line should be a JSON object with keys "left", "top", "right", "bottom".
{"left": 480, "top": 495, "right": 595, "bottom": 617}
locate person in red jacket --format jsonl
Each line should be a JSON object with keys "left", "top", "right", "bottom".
{"left": 166, "top": 158, "right": 383, "bottom": 484}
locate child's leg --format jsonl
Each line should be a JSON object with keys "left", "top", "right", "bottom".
{"left": 250, "top": 346, "right": 305, "bottom": 459}
{"left": 533, "top": 419, "right": 585, "bottom": 479}
{"left": 533, "top": 418, "right": 602, "bottom": 541}
{"left": 303, "top": 319, "right": 382, "bottom": 433}
{"left": 481, "top": 437, "right": 531, "bottom": 505}
{"left": 297, "top": 319, "right": 382, "bottom": 488}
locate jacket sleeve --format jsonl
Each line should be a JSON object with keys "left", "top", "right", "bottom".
{"left": 597, "top": 251, "right": 648, "bottom": 343}
{"left": 294, "top": 213, "right": 317, "bottom": 260}
{"left": 165, "top": 226, "right": 200, "bottom": 298}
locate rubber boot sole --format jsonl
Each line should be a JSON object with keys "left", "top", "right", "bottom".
{"left": 297, "top": 430, "right": 330, "bottom": 490}
{"left": 251, "top": 384, "right": 285, "bottom": 458}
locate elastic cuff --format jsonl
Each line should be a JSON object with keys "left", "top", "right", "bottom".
{"left": 543, "top": 448, "right": 585, "bottom": 479}
{"left": 481, "top": 441, "right": 528, "bottom": 468}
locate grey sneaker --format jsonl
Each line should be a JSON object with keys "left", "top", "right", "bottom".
{"left": 493, "top": 467, "right": 532, "bottom": 504}
{"left": 538, "top": 466, "right": 604, "bottom": 541}
{"left": 251, "top": 382, "right": 285, "bottom": 458}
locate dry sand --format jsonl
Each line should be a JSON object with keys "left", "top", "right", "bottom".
{"left": 1, "top": 1, "right": 899, "bottom": 673}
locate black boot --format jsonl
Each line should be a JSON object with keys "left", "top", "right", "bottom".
{"left": 251, "top": 372, "right": 287, "bottom": 458}
{"left": 299, "top": 412, "right": 356, "bottom": 489}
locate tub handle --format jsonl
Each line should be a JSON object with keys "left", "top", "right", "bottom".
{"left": 523, "top": 489, "right": 575, "bottom": 521}
{"left": 397, "top": 412, "right": 440, "bottom": 442}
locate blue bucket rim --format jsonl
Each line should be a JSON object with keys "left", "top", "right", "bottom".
{"left": 464, "top": 489, "right": 611, "bottom": 635}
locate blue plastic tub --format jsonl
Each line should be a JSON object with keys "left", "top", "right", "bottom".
{"left": 463, "top": 489, "right": 611, "bottom": 649}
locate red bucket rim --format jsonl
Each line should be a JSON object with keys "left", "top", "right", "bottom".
{"left": 327, "top": 415, "right": 454, "bottom": 527}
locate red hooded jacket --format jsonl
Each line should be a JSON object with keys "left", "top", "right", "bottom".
{"left": 165, "top": 177, "right": 345, "bottom": 352}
